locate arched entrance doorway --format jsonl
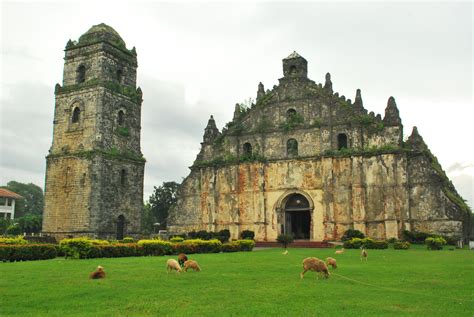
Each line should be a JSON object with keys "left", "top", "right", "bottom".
{"left": 116, "top": 215, "right": 125, "bottom": 240}
{"left": 284, "top": 194, "right": 311, "bottom": 239}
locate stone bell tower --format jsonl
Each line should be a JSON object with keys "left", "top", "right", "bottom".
{"left": 43, "top": 23, "right": 145, "bottom": 239}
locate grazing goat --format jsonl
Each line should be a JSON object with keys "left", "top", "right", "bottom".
{"left": 166, "top": 259, "right": 182, "bottom": 273}
{"left": 360, "top": 248, "right": 368, "bottom": 261}
{"left": 89, "top": 265, "right": 106, "bottom": 279}
{"left": 335, "top": 248, "right": 345, "bottom": 255}
{"left": 300, "top": 257, "right": 330, "bottom": 279}
{"left": 177, "top": 253, "right": 188, "bottom": 267}
{"left": 183, "top": 260, "right": 201, "bottom": 272}
{"left": 326, "top": 257, "right": 337, "bottom": 269}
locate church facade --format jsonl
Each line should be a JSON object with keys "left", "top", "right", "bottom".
{"left": 168, "top": 52, "right": 470, "bottom": 241}
{"left": 42, "top": 24, "right": 145, "bottom": 239}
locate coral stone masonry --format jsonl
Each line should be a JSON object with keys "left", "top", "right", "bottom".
{"left": 167, "top": 52, "right": 470, "bottom": 242}
{"left": 43, "top": 24, "right": 145, "bottom": 239}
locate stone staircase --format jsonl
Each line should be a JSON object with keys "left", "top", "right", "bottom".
{"left": 255, "top": 240, "right": 332, "bottom": 248}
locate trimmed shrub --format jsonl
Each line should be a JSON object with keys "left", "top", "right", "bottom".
{"left": 240, "top": 230, "right": 255, "bottom": 240}
{"left": 137, "top": 239, "right": 173, "bottom": 256}
{"left": 59, "top": 238, "right": 109, "bottom": 259}
{"left": 402, "top": 230, "right": 432, "bottom": 244}
{"left": 425, "top": 237, "right": 446, "bottom": 250}
{"left": 233, "top": 239, "right": 255, "bottom": 251}
{"left": 344, "top": 238, "right": 388, "bottom": 249}
{"left": 221, "top": 243, "right": 240, "bottom": 252}
{"left": 121, "top": 237, "right": 135, "bottom": 244}
{"left": 180, "top": 239, "right": 222, "bottom": 253}
{"left": 97, "top": 243, "right": 144, "bottom": 257}
{"left": 341, "top": 229, "right": 365, "bottom": 241}
{"left": 387, "top": 237, "right": 398, "bottom": 244}
{"left": 0, "top": 244, "right": 57, "bottom": 262}
{"left": 170, "top": 236, "right": 184, "bottom": 243}
{"left": 0, "top": 236, "right": 28, "bottom": 245}
{"left": 216, "top": 229, "right": 231, "bottom": 243}
{"left": 195, "top": 230, "right": 212, "bottom": 240}
{"left": 276, "top": 234, "right": 294, "bottom": 248}
{"left": 393, "top": 241, "right": 411, "bottom": 250}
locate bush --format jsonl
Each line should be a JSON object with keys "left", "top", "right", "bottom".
{"left": 180, "top": 239, "right": 222, "bottom": 253}
{"left": 216, "top": 229, "right": 231, "bottom": 243}
{"left": 393, "top": 241, "right": 410, "bottom": 250}
{"left": 0, "top": 236, "right": 28, "bottom": 245}
{"left": 170, "top": 236, "right": 184, "bottom": 243}
{"left": 233, "top": 239, "right": 255, "bottom": 251}
{"left": 402, "top": 230, "right": 432, "bottom": 244}
{"left": 196, "top": 230, "right": 212, "bottom": 240}
{"left": 344, "top": 238, "right": 388, "bottom": 249}
{"left": 97, "top": 243, "right": 144, "bottom": 257}
{"left": 121, "top": 237, "right": 135, "bottom": 244}
{"left": 0, "top": 244, "right": 57, "bottom": 262}
{"left": 221, "top": 243, "right": 240, "bottom": 252}
{"left": 341, "top": 229, "right": 365, "bottom": 241}
{"left": 276, "top": 234, "right": 294, "bottom": 248}
{"left": 425, "top": 237, "right": 446, "bottom": 250}
{"left": 387, "top": 237, "right": 398, "bottom": 244}
{"left": 240, "top": 230, "right": 255, "bottom": 240}
{"left": 137, "top": 239, "right": 173, "bottom": 256}
{"left": 59, "top": 238, "right": 109, "bottom": 259}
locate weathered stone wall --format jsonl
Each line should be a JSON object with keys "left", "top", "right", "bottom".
{"left": 169, "top": 152, "right": 465, "bottom": 241}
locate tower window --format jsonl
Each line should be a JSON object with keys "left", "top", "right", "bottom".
{"left": 77, "top": 65, "right": 86, "bottom": 83}
{"left": 117, "top": 110, "right": 125, "bottom": 126}
{"left": 289, "top": 65, "right": 297, "bottom": 74}
{"left": 243, "top": 142, "right": 252, "bottom": 157}
{"left": 120, "top": 169, "right": 127, "bottom": 186}
{"left": 116, "top": 69, "right": 123, "bottom": 83}
{"left": 337, "top": 133, "right": 348, "bottom": 150}
{"left": 72, "top": 107, "right": 81, "bottom": 123}
{"left": 287, "top": 138, "right": 298, "bottom": 157}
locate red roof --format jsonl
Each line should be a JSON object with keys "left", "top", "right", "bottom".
{"left": 0, "top": 188, "right": 24, "bottom": 199}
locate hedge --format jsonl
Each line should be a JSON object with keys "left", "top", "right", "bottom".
{"left": 0, "top": 244, "right": 57, "bottom": 262}
{"left": 137, "top": 240, "right": 173, "bottom": 256}
{"left": 0, "top": 236, "right": 28, "bottom": 245}
{"left": 393, "top": 241, "right": 411, "bottom": 250}
{"left": 425, "top": 237, "right": 447, "bottom": 250}
{"left": 343, "top": 238, "right": 388, "bottom": 249}
{"left": 59, "top": 238, "right": 110, "bottom": 259}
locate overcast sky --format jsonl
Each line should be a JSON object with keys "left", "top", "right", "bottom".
{"left": 1, "top": 0, "right": 472, "bottom": 209}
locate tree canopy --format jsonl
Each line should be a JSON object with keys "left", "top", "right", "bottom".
{"left": 146, "top": 181, "right": 180, "bottom": 231}
{"left": 1, "top": 181, "right": 44, "bottom": 217}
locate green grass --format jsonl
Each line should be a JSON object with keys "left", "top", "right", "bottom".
{"left": 1, "top": 247, "right": 473, "bottom": 316}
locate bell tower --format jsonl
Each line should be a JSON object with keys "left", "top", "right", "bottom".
{"left": 43, "top": 24, "right": 145, "bottom": 239}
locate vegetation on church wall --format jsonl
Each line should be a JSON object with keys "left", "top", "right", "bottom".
{"left": 57, "top": 79, "right": 142, "bottom": 104}
{"left": 116, "top": 127, "right": 130, "bottom": 137}
{"left": 48, "top": 147, "right": 146, "bottom": 164}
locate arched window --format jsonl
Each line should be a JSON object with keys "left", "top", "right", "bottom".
{"left": 338, "top": 133, "right": 348, "bottom": 150}
{"left": 116, "top": 215, "right": 125, "bottom": 240}
{"left": 243, "top": 142, "right": 252, "bottom": 157}
{"left": 289, "top": 65, "right": 297, "bottom": 74}
{"left": 287, "top": 138, "right": 298, "bottom": 157}
{"left": 117, "top": 110, "right": 125, "bottom": 126}
{"left": 72, "top": 107, "right": 81, "bottom": 123}
{"left": 77, "top": 65, "right": 86, "bottom": 83}
{"left": 120, "top": 169, "right": 127, "bottom": 186}
{"left": 116, "top": 69, "right": 123, "bottom": 83}
{"left": 287, "top": 108, "right": 296, "bottom": 118}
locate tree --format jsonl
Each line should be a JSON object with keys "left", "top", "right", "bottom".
{"left": 147, "top": 181, "right": 180, "bottom": 230}
{"left": 2, "top": 181, "right": 44, "bottom": 217}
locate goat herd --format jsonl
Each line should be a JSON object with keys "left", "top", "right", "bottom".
{"left": 89, "top": 247, "right": 368, "bottom": 280}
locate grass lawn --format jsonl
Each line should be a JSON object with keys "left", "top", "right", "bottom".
{"left": 1, "top": 246, "right": 473, "bottom": 316}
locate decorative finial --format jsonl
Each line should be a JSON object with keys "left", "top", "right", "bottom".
{"left": 324, "top": 72, "right": 333, "bottom": 93}
{"left": 383, "top": 96, "right": 401, "bottom": 126}
{"left": 257, "top": 82, "right": 265, "bottom": 102}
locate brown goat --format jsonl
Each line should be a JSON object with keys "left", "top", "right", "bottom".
{"left": 178, "top": 253, "right": 188, "bottom": 267}
{"left": 183, "top": 260, "right": 201, "bottom": 272}
{"left": 89, "top": 265, "right": 106, "bottom": 279}
{"left": 300, "top": 257, "right": 330, "bottom": 279}
{"left": 326, "top": 257, "right": 337, "bottom": 269}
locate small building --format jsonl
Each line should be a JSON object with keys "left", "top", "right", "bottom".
{"left": 0, "top": 188, "right": 24, "bottom": 220}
